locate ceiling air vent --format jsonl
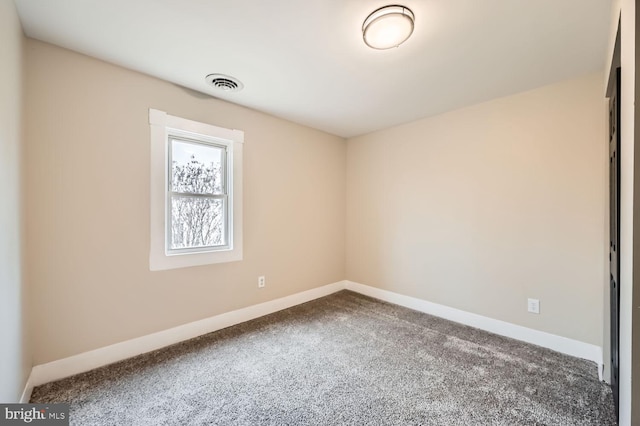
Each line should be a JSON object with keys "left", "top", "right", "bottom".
{"left": 205, "top": 74, "right": 244, "bottom": 92}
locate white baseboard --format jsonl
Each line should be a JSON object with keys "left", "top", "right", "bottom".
{"left": 20, "top": 376, "right": 33, "bottom": 403}
{"left": 25, "top": 279, "right": 603, "bottom": 390}
{"left": 28, "top": 281, "right": 346, "bottom": 387}
{"left": 345, "top": 281, "right": 603, "bottom": 369}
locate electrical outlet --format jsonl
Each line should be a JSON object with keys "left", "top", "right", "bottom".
{"left": 527, "top": 298, "right": 540, "bottom": 314}
{"left": 258, "top": 276, "right": 265, "bottom": 288}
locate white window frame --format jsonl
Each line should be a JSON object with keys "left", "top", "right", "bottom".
{"left": 149, "top": 109, "right": 243, "bottom": 271}
{"left": 167, "top": 135, "right": 230, "bottom": 254}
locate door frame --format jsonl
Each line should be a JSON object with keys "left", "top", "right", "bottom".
{"left": 606, "top": 19, "right": 621, "bottom": 421}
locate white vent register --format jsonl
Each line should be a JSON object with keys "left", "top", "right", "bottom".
{"left": 206, "top": 74, "right": 244, "bottom": 92}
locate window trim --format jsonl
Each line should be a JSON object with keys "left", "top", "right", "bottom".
{"left": 149, "top": 109, "right": 243, "bottom": 271}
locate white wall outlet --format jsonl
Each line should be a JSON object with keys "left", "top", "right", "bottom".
{"left": 258, "top": 276, "right": 265, "bottom": 288}
{"left": 527, "top": 298, "right": 540, "bottom": 314}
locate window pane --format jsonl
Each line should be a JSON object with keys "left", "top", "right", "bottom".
{"left": 171, "top": 139, "right": 224, "bottom": 194}
{"left": 170, "top": 196, "right": 225, "bottom": 249}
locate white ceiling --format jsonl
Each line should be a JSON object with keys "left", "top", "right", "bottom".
{"left": 14, "top": 0, "right": 611, "bottom": 138}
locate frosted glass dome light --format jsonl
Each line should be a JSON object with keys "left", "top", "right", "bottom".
{"left": 363, "top": 5, "right": 415, "bottom": 50}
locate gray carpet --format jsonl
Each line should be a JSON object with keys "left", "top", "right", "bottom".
{"left": 31, "top": 290, "right": 617, "bottom": 425}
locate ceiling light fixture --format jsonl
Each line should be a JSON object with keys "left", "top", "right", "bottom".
{"left": 362, "top": 5, "right": 415, "bottom": 50}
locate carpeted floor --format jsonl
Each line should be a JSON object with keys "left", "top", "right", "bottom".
{"left": 31, "top": 290, "right": 617, "bottom": 425}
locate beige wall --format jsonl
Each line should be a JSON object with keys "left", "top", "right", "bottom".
{"left": 0, "top": 0, "right": 29, "bottom": 402}
{"left": 346, "top": 72, "right": 606, "bottom": 346}
{"left": 24, "top": 40, "right": 346, "bottom": 365}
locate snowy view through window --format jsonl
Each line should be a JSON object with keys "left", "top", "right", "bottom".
{"left": 170, "top": 139, "right": 226, "bottom": 250}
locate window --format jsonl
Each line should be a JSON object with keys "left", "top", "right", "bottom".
{"left": 149, "top": 109, "right": 243, "bottom": 271}
{"left": 168, "top": 137, "right": 228, "bottom": 252}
